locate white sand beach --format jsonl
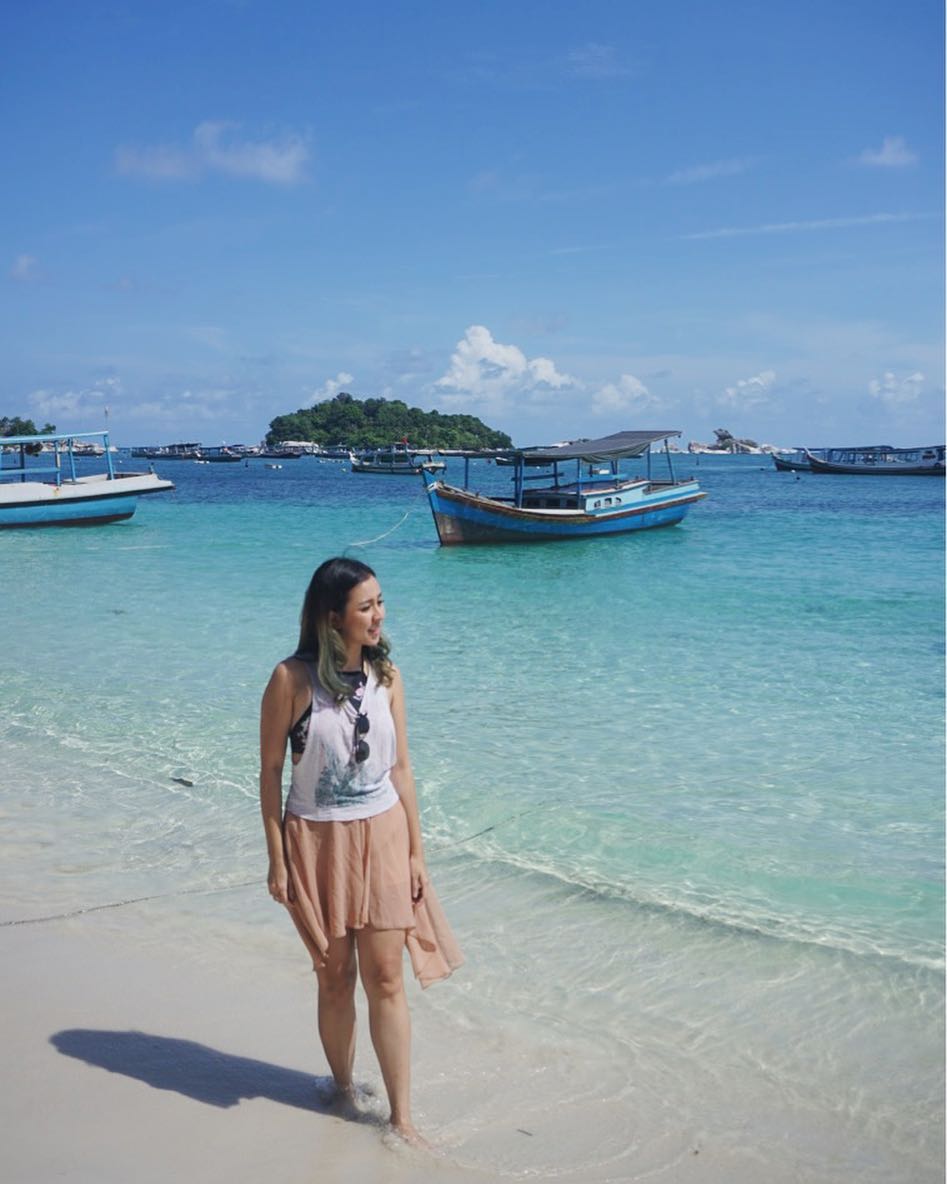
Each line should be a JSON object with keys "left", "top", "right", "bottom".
{"left": 2, "top": 909, "right": 484, "bottom": 1184}
{"left": 5, "top": 873, "right": 941, "bottom": 1184}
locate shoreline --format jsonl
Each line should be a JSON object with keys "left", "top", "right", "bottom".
{"left": 3, "top": 863, "right": 943, "bottom": 1184}
{"left": 2, "top": 912, "right": 485, "bottom": 1184}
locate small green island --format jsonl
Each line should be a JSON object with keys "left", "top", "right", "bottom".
{"left": 267, "top": 393, "right": 512, "bottom": 450}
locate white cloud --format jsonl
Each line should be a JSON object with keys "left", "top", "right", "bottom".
{"left": 682, "top": 212, "right": 928, "bottom": 240}
{"left": 114, "top": 143, "right": 194, "bottom": 180}
{"left": 434, "top": 325, "right": 576, "bottom": 410}
{"left": 28, "top": 383, "right": 109, "bottom": 420}
{"left": 566, "top": 43, "right": 629, "bottom": 79}
{"left": 718, "top": 369, "right": 776, "bottom": 408}
{"left": 10, "top": 254, "right": 40, "bottom": 282}
{"left": 193, "top": 122, "right": 309, "bottom": 184}
{"left": 25, "top": 376, "right": 249, "bottom": 431}
{"left": 867, "top": 370, "right": 924, "bottom": 407}
{"left": 665, "top": 158, "right": 752, "bottom": 185}
{"left": 115, "top": 121, "right": 309, "bottom": 185}
{"left": 592, "top": 373, "right": 660, "bottom": 415}
{"left": 858, "top": 136, "right": 917, "bottom": 167}
{"left": 310, "top": 371, "right": 355, "bottom": 404}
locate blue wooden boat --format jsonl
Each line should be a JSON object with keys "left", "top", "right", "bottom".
{"left": 0, "top": 431, "right": 174, "bottom": 528}
{"left": 420, "top": 430, "right": 706, "bottom": 545}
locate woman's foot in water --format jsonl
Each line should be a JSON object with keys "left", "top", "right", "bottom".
{"left": 316, "top": 1078, "right": 365, "bottom": 1115}
{"left": 388, "top": 1119, "right": 431, "bottom": 1150}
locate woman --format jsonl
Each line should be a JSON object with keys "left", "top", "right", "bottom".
{"left": 260, "top": 556, "right": 462, "bottom": 1143}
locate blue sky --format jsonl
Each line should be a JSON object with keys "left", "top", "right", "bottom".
{"left": 3, "top": 0, "right": 943, "bottom": 447}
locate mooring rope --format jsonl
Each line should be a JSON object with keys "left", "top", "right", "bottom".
{"left": 347, "top": 487, "right": 432, "bottom": 549}
{"left": 348, "top": 507, "right": 416, "bottom": 548}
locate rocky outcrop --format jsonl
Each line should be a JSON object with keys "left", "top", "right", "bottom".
{"left": 688, "top": 428, "right": 763, "bottom": 454}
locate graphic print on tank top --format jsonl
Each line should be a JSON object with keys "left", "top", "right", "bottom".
{"left": 313, "top": 742, "right": 374, "bottom": 810}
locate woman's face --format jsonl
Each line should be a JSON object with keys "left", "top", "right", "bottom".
{"left": 332, "top": 576, "right": 385, "bottom": 651}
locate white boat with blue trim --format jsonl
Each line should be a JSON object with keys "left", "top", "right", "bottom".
{"left": 0, "top": 431, "right": 174, "bottom": 529}
{"left": 421, "top": 430, "right": 706, "bottom": 545}
{"left": 349, "top": 442, "right": 446, "bottom": 475}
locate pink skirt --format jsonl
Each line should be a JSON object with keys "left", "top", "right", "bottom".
{"left": 283, "top": 802, "right": 463, "bottom": 989}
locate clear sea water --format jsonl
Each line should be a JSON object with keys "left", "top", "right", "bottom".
{"left": 1, "top": 453, "right": 943, "bottom": 1181}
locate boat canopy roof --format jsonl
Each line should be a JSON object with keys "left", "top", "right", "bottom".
{"left": 800, "top": 443, "right": 894, "bottom": 452}
{"left": 518, "top": 430, "right": 680, "bottom": 465}
{"left": 0, "top": 430, "right": 110, "bottom": 446}
{"left": 444, "top": 430, "right": 681, "bottom": 463}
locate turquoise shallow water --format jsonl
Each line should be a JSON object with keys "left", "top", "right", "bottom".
{"left": 1, "top": 453, "right": 944, "bottom": 1181}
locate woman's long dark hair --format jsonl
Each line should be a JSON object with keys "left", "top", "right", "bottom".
{"left": 296, "top": 557, "right": 393, "bottom": 701}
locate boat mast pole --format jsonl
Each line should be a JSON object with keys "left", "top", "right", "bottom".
{"left": 665, "top": 439, "right": 676, "bottom": 483}
{"left": 105, "top": 432, "right": 115, "bottom": 478}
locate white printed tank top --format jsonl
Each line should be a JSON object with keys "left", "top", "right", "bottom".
{"left": 285, "top": 661, "right": 399, "bottom": 822}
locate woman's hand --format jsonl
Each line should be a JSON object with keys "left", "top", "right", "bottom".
{"left": 409, "top": 853, "right": 429, "bottom": 903}
{"left": 268, "top": 858, "right": 294, "bottom": 906}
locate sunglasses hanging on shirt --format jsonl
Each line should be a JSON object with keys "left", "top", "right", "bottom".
{"left": 353, "top": 711, "right": 370, "bottom": 763}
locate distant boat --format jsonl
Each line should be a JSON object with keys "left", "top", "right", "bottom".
{"left": 772, "top": 449, "right": 817, "bottom": 472}
{"left": 806, "top": 445, "right": 945, "bottom": 476}
{"left": 350, "top": 443, "right": 446, "bottom": 475}
{"left": 420, "top": 430, "right": 706, "bottom": 545}
{"left": 132, "top": 442, "right": 203, "bottom": 460}
{"left": 772, "top": 445, "right": 911, "bottom": 473}
{"left": 0, "top": 431, "right": 174, "bottom": 528}
{"left": 203, "top": 448, "right": 243, "bottom": 463}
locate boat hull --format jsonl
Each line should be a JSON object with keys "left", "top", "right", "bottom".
{"left": 772, "top": 455, "right": 811, "bottom": 472}
{"left": 808, "top": 459, "right": 944, "bottom": 476}
{"left": 0, "top": 473, "right": 174, "bottom": 529}
{"left": 425, "top": 480, "right": 706, "bottom": 545}
{"left": 350, "top": 461, "right": 426, "bottom": 475}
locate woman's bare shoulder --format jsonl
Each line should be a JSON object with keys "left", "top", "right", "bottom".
{"left": 267, "top": 656, "right": 310, "bottom": 695}
{"left": 386, "top": 663, "right": 405, "bottom": 700}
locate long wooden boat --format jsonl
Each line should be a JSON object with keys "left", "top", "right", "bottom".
{"left": 772, "top": 449, "right": 817, "bottom": 471}
{"left": 133, "top": 441, "right": 203, "bottom": 460}
{"left": 806, "top": 445, "right": 944, "bottom": 476}
{"left": 350, "top": 443, "right": 445, "bottom": 475}
{"left": 0, "top": 431, "right": 174, "bottom": 528}
{"left": 202, "top": 448, "right": 243, "bottom": 463}
{"left": 421, "top": 430, "right": 706, "bottom": 545}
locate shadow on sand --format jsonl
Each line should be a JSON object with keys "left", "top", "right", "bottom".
{"left": 51, "top": 1029, "right": 371, "bottom": 1116}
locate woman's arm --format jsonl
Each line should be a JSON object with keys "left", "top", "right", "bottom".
{"left": 388, "top": 666, "right": 429, "bottom": 902}
{"left": 260, "top": 661, "right": 296, "bottom": 904}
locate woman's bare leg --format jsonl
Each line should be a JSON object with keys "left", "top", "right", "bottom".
{"left": 355, "top": 927, "right": 419, "bottom": 1138}
{"left": 315, "top": 931, "right": 358, "bottom": 1092}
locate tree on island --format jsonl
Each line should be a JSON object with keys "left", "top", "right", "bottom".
{"left": 267, "top": 393, "right": 513, "bottom": 450}
{"left": 1, "top": 416, "right": 56, "bottom": 437}
{"left": 1, "top": 416, "right": 57, "bottom": 454}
